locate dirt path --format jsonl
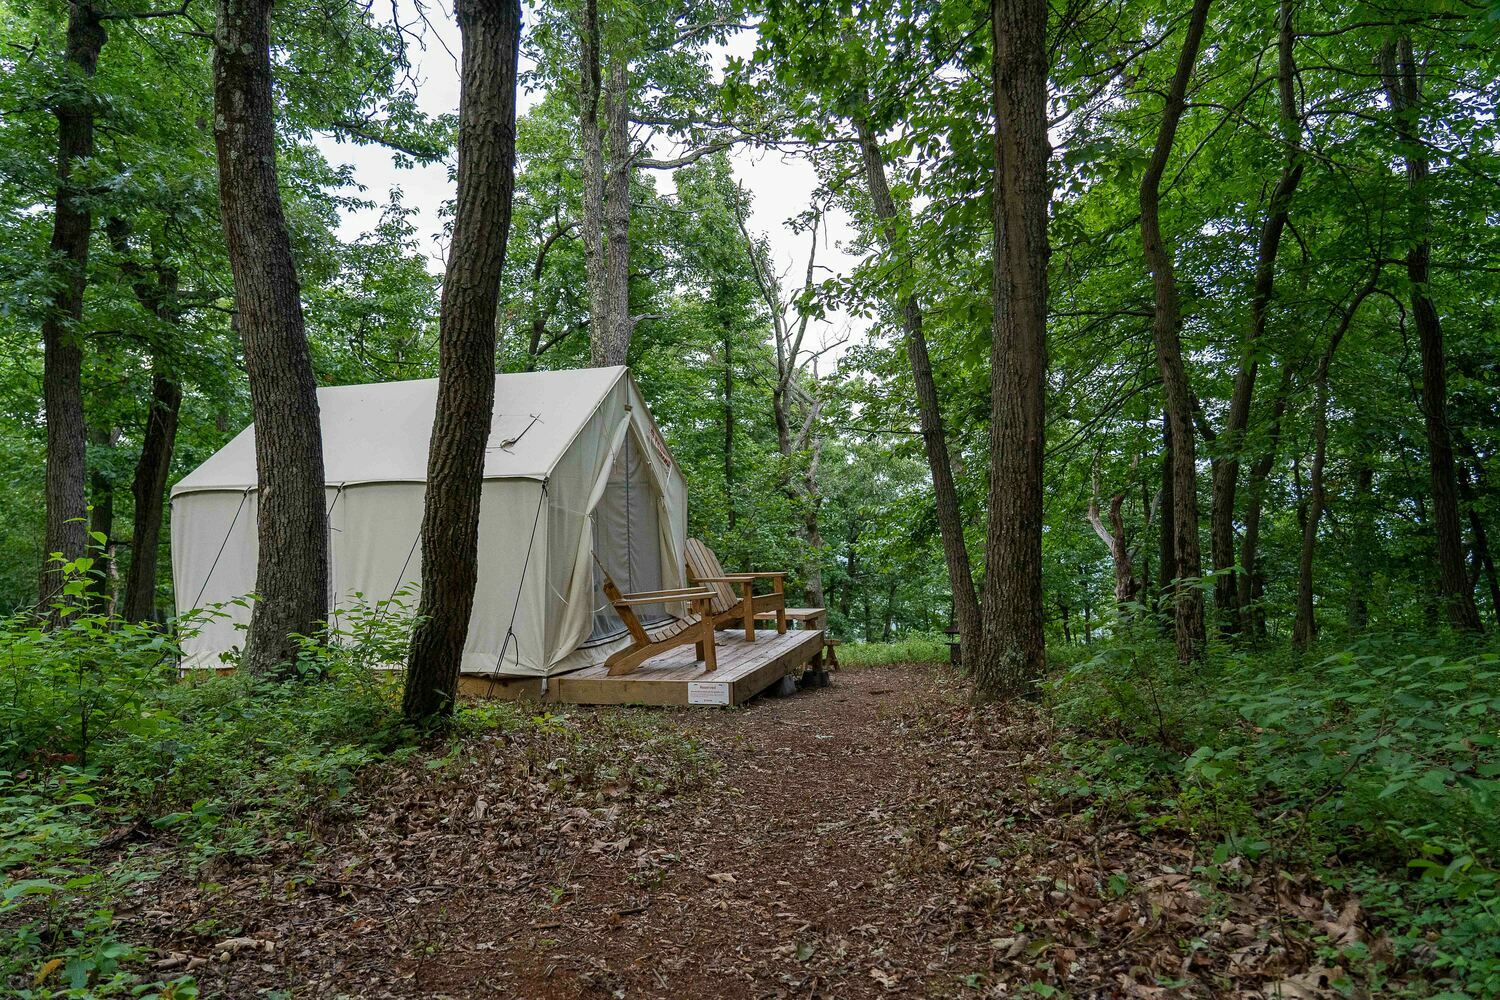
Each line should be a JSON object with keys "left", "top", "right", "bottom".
{"left": 483, "top": 666, "right": 970, "bottom": 998}
{"left": 140, "top": 667, "right": 1384, "bottom": 998}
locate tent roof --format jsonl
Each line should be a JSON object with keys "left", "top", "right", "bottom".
{"left": 172, "top": 366, "right": 631, "bottom": 496}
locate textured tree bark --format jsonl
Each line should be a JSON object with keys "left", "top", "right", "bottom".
{"left": 577, "top": 2, "right": 633, "bottom": 368}
{"left": 977, "top": 0, "right": 1050, "bottom": 697}
{"left": 123, "top": 370, "right": 181, "bottom": 622}
{"left": 1089, "top": 488, "right": 1139, "bottom": 608}
{"left": 1158, "top": 410, "right": 1175, "bottom": 620}
{"left": 1347, "top": 459, "right": 1374, "bottom": 631}
{"left": 853, "top": 118, "right": 982, "bottom": 656}
{"left": 577, "top": 0, "right": 610, "bottom": 361}
{"left": 402, "top": 0, "right": 521, "bottom": 720}
{"left": 1293, "top": 278, "right": 1377, "bottom": 650}
{"left": 106, "top": 222, "right": 184, "bottom": 623}
{"left": 1237, "top": 363, "right": 1293, "bottom": 634}
{"left": 596, "top": 57, "right": 633, "bottom": 363}
{"left": 1139, "top": 0, "right": 1213, "bottom": 663}
{"left": 214, "top": 0, "right": 329, "bottom": 676}
{"left": 1458, "top": 466, "right": 1499, "bottom": 625}
{"left": 802, "top": 435, "right": 826, "bottom": 610}
{"left": 40, "top": 0, "right": 106, "bottom": 613}
{"left": 1208, "top": 0, "right": 1303, "bottom": 632}
{"left": 1379, "top": 39, "right": 1483, "bottom": 632}
{"left": 722, "top": 330, "right": 736, "bottom": 531}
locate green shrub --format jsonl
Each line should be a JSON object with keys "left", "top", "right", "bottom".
{"left": 0, "top": 578, "right": 422, "bottom": 996}
{"left": 838, "top": 633, "right": 949, "bottom": 667}
{"left": 1046, "top": 630, "right": 1500, "bottom": 997}
{"left": 0, "top": 558, "right": 185, "bottom": 769}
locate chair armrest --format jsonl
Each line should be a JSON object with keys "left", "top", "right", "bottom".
{"left": 613, "top": 586, "right": 716, "bottom": 605}
{"left": 728, "top": 570, "right": 788, "bottom": 578}
{"left": 691, "top": 575, "right": 759, "bottom": 584}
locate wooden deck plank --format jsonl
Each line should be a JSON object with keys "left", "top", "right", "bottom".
{"left": 457, "top": 629, "right": 824, "bottom": 707}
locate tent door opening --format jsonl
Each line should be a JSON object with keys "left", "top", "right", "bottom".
{"left": 585, "top": 429, "right": 668, "bottom": 645}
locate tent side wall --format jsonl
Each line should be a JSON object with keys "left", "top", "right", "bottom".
{"left": 466, "top": 478, "right": 550, "bottom": 676}
{"left": 174, "top": 480, "right": 551, "bottom": 675}
{"left": 172, "top": 488, "right": 260, "bottom": 668}
{"left": 330, "top": 479, "right": 550, "bottom": 678}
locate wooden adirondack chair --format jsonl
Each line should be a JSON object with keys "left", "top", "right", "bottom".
{"left": 684, "top": 538, "right": 787, "bottom": 641}
{"left": 599, "top": 572, "right": 720, "bottom": 677}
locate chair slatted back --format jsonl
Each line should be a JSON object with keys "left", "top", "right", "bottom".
{"left": 685, "top": 538, "right": 739, "bottom": 616}
{"left": 600, "top": 572, "right": 650, "bottom": 645}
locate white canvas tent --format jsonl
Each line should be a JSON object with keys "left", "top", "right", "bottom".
{"left": 170, "top": 366, "right": 687, "bottom": 677}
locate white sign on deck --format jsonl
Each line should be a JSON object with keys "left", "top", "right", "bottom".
{"left": 687, "top": 681, "right": 731, "bottom": 706}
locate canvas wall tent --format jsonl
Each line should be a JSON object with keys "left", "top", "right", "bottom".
{"left": 171, "top": 366, "right": 688, "bottom": 677}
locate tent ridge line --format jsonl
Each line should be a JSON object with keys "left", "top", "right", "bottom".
{"left": 170, "top": 473, "right": 553, "bottom": 499}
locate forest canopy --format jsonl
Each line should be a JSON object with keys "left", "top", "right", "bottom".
{"left": 3, "top": 0, "right": 1500, "bottom": 993}
{"left": 3, "top": 0, "right": 1495, "bottom": 655}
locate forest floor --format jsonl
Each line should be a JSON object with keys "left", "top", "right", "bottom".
{"left": 117, "top": 666, "right": 1394, "bottom": 998}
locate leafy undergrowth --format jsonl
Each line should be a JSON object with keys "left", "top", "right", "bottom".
{"left": 54, "top": 664, "right": 1401, "bottom": 1000}
{"left": 839, "top": 633, "right": 950, "bottom": 668}
{"left": 0, "top": 582, "right": 420, "bottom": 997}
{"left": 862, "top": 675, "right": 1405, "bottom": 999}
{"left": 1047, "top": 627, "right": 1500, "bottom": 998}
{"left": 3, "top": 670, "right": 717, "bottom": 997}
{"left": 106, "top": 702, "right": 719, "bottom": 997}
{"left": 1, "top": 664, "right": 408, "bottom": 996}
{"left": 6, "top": 591, "right": 1495, "bottom": 998}
{"left": 0, "top": 571, "right": 717, "bottom": 997}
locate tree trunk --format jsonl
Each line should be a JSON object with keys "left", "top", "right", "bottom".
{"left": 106, "top": 223, "right": 185, "bottom": 624}
{"left": 123, "top": 369, "right": 181, "bottom": 622}
{"left": 1293, "top": 278, "right": 1378, "bottom": 650}
{"left": 880, "top": 578, "right": 897, "bottom": 642}
{"left": 598, "top": 57, "right": 632, "bottom": 362}
{"left": 975, "top": 0, "right": 1050, "bottom": 697}
{"left": 1458, "top": 465, "right": 1499, "bottom": 625}
{"left": 722, "top": 330, "right": 736, "bottom": 531}
{"left": 1347, "top": 458, "right": 1374, "bottom": 631}
{"left": 40, "top": 0, "right": 106, "bottom": 612}
{"left": 214, "top": 0, "right": 330, "bottom": 676}
{"left": 1082, "top": 580, "right": 1093, "bottom": 644}
{"left": 1089, "top": 488, "right": 1137, "bottom": 607}
{"left": 839, "top": 523, "right": 859, "bottom": 622}
{"left": 1237, "top": 363, "right": 1293, "bottom": 633}
{"left": 1379, "top": 39, "right": 1483, "bottom": 632}
{"left": 579, "top": 9, "right": 633, "bottom": 369}
{"left": 802, "top": 434, "right": 826, "bottom": 610}
{"left": 1158, "top": 410, "right": 1175, "bottom": 620}
{"left": 1138, "top": 0, "right": 1214, "bottom": 662}
{"left": 577, "top": 0, "right": 609, "bottom": 361}
{"left": 1208, "top": 0, "right": 1303, "bottom": 632}
{"left": 87, "top": 424, "right": 119, "bottom": 608}
{"left": 402, "top": 0, "right": 521, "bottom": 720}
{"left": 853, "top": 119, "right": 981, "bottom": 654}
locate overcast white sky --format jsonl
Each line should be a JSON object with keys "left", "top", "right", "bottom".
{"left": 310, "top": 6, "right": 865, "bottom": 363}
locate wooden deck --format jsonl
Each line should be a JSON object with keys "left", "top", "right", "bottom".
{"left": 458, "top": 628, "right": 825, "bottom": 707}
